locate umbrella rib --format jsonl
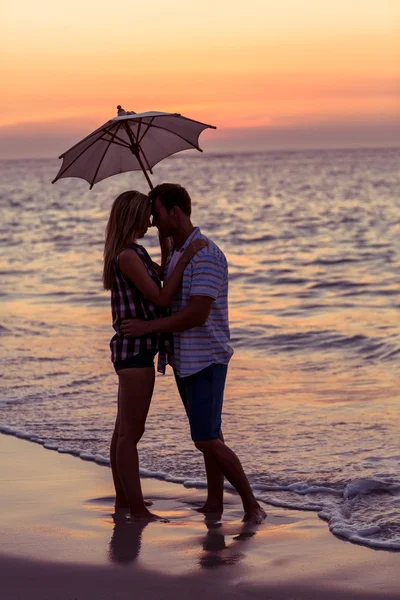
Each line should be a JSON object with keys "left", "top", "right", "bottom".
{"left": 58, "top": 122, "right": 116, "bottom": 158}
{"left": 138, "top": 144, "right": 153, "bottom": 175}
{"left": 165, "top": 113, "right": 217, "bottom": 129}
{"left": 100, "top": 130, "right": 132, "bottom": 148}
{"left": 52, "top": 123, "right": 119, "bottom": 182}
{"left": 137, "top": 119, "right": 142, "bottom": 141}
{"left": 138, "top": 122, "right": 204, "bottom": 151}
{"left": 99, "top": 135, "right": 130, "bottom": 149}
{"left": 89, "top": 124, "right": 122, "bottom": 189}
{"left": 138, "top": 117, "right": 155, "bottom": 144}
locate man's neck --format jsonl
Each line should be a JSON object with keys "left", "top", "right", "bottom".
{"left": 172, "top": 222, "right": 195, "bottom": 250}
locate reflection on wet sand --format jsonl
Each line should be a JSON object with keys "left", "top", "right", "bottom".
{"left": 199, "top": 517, "right": 256, "bottom": 569}
{"left": 109, "top": 514, "right": 149, "bottom": 565}
{"left": 108, "top": 508, "right": 258, "bottom": 570}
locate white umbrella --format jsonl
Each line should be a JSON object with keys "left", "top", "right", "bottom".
{"left": 52, "top": 106, "right": 216, "bottom": 189}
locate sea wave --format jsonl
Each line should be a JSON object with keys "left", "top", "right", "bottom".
{"left": 230, "top": 328, "right": 400, "bottom": 363}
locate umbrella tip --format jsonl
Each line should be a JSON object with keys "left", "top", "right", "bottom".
{"left": 117, "top": 105, "right": 136, "bottom": 117}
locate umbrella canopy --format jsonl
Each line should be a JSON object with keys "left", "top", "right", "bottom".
{"left": 52, "top": 107, "right": 216, "bottom": 189}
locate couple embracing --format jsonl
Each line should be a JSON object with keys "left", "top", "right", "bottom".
{"left": 103, "top": 183, "right": 266, "bottom": 525}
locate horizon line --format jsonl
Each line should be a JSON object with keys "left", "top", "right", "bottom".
{"left": 1, "top": 144, "right": 399, "bottom": 162}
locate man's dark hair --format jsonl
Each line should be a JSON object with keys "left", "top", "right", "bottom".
{"left": 149, "top": 183, "right": 191, "bottom": 216}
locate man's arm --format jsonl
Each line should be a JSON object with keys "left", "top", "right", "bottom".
{"left": 120, "top": 296, "right": 213, "bottom": 337}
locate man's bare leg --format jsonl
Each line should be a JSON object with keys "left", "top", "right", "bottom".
{"left": 196, "top": 431, "right": 224, "bottom": 514}
{"left": 195, "top": 438, "right": 266, "bottom": 524}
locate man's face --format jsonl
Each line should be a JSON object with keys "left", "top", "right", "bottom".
{"left": 151, "top": 197, "right": 175, "bottom": 237}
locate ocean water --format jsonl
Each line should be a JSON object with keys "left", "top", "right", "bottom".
{"left": 1, "top": 148, "right": 399, "bottom": 550}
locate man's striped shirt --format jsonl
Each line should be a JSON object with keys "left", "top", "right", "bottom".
{"left": 165, "top": 227, "right": 233, "bottom": 378}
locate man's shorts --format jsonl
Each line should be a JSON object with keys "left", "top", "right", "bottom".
{"left": 174, "top": 363, "right": 228, "bottom": 442}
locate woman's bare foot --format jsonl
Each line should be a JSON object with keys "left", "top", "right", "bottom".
{"left": 194, "top": 502, "right": 223, "bottom": 515}
{"left": 115, "top": 499, "right": 153, "bottom": 511}
{"left": 129, "top": 509, "right": 169, "bottom": 523}
{"left": 242, "top": 505, "right": 267, "bottom": 525}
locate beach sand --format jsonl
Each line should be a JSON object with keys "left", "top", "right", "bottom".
{"left": 0, "top": 433, "right": 398, "bottom": 600}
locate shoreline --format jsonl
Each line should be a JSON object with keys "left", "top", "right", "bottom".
{"left": 2, "top": 426, "right": 399, "bottom": 552}
{"left": 1, "top": 433, "right": 399, "bottom": 599}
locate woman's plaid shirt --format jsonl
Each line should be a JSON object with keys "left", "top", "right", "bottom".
{"left": 110, "top": 243, "right": 169, "bottom": 368}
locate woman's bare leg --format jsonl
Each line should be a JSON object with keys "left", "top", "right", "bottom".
{"left": 110, "top": 391, "right": 153, "bottom": 510}
{"left": 110, "top": 413, "right": 129, "bottom": 510}
{"left": 116, "top": 366, "right": 163, "bottom": 520}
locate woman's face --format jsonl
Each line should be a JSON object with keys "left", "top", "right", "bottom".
{"left": 137, "top": 215, "right": 153, "bottom": 239}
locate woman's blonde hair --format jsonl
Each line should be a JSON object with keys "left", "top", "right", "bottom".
{"left": 103, "top": 190, "right": 151, "bottom": 290}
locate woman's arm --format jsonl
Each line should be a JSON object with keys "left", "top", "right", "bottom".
{"left": 118, "top": 240, "right": 207, "bottom": 308}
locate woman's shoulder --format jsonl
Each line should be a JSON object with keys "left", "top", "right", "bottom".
{"left": 132, "top": 244, "right": 155, "bottom": 267}
{"left": 118, "top": 246, "right": 139, "bottom": 261}
{"left": 118, "top": 244, "right": 159, "bottom": 283}
{"left": 117, "top": 246, "right": 145, "bottom": 274}
{"left": 119, "top": 243, "right": 147, "bottom": 259}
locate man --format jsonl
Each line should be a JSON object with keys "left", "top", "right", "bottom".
{"left": 121, "top": 183, "right": 266, "bottom": 524}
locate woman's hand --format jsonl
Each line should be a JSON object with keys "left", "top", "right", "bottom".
{"left": 159, "top": 233, "right": 172, "bottom": 255}
{"left": 181, "top": 239, "right": 208, "bottom": 266}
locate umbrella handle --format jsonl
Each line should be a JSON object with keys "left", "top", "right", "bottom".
{"left": 134, "top": 151, "right": 153, "bottom": 190}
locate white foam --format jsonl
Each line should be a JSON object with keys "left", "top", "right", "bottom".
{"left": 30, "top": 436, "right": 45, "bottom": 444}
{"left": 79, "top": 451, "right": 96, "bottom": 461}
{"left": 164, "top": 474, "right": 186, "bottom": 484}
{"left": 94, "top": 454, "right": 110, "bottom": 466}
{"left": 0, "top": 425, "right": 17, "bottom": 434}
{"left": 344, "top": 478, "right": 397, "bottom": 499}
{"left": 183, "top": 479, "right": 208, "bottom": 489}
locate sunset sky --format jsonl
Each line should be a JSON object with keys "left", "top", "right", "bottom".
{"left": 2, "top": 0, "right": 399, "bottom": 157}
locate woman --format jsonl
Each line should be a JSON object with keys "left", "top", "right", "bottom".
{"left": 103, "top": 190, "right": 206, "bottom": 521}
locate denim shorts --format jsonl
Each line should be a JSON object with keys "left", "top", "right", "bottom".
{"left": 113, "top": 350, "right": 157, "bottom": 372}
{"left": 174, "top": 363, "right": 228, "bottom": 442}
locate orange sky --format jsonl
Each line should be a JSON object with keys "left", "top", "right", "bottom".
{"left": 2, "top": 0, "right": 399, "bottom": 155}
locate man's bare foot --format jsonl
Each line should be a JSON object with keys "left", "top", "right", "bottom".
{"left": 129, "top": 509, "right": 169, "bottom": 523}
{"left": 242, "top": 505, "right": 267, "bottom": 525}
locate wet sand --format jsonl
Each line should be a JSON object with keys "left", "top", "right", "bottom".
{"left": 0, "top": 433, "right": 398, "bottom": 600}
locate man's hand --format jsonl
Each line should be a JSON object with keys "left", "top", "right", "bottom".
{"left": 121, "top": 319, "right": 151, "bottom": 337}
{"left": 120, "top": 296, "right": 213, "bottom": 336}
